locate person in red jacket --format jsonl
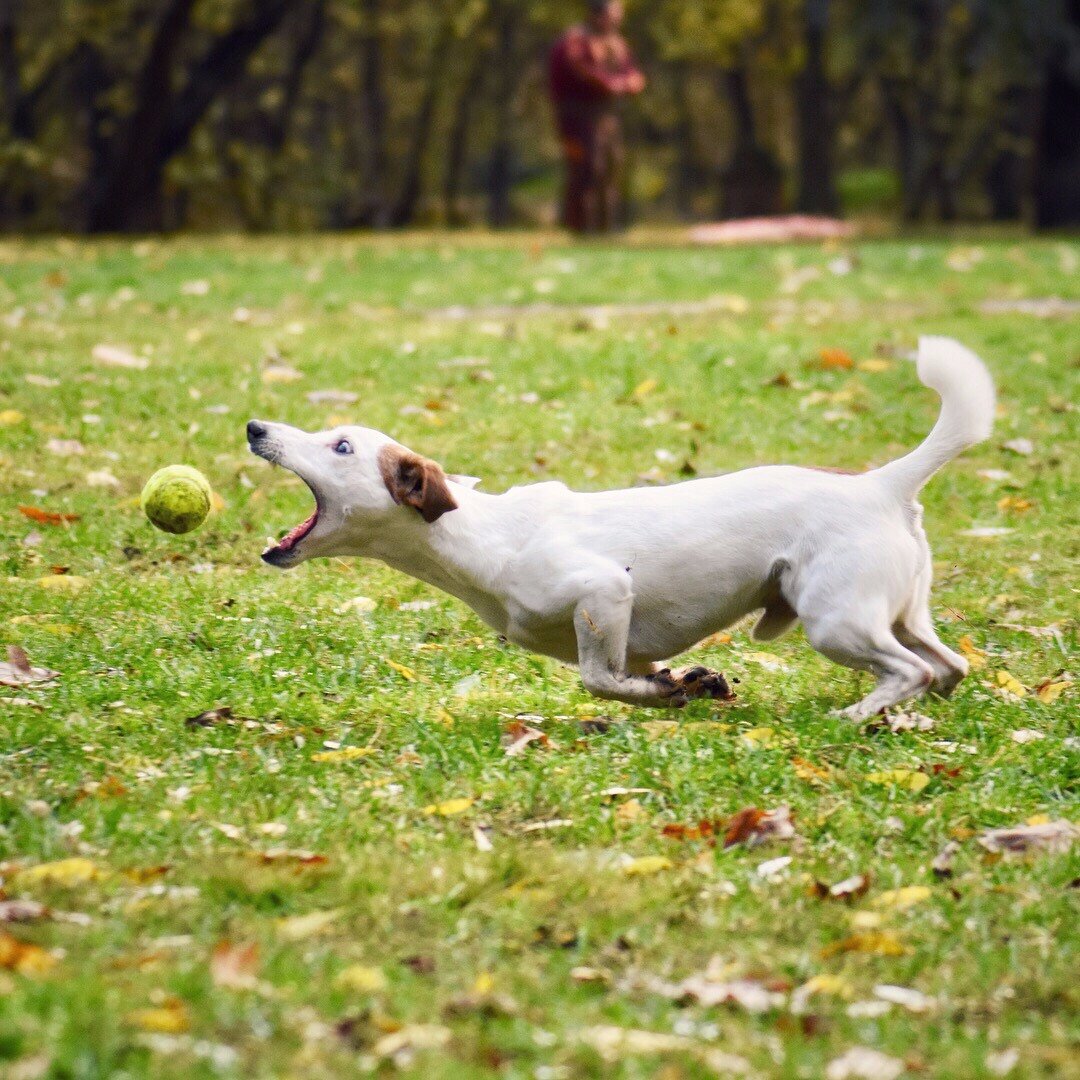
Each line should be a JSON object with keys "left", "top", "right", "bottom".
{"left": 549, "top": 1, "right": 645, "bottom": 233}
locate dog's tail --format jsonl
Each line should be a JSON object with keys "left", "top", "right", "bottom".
{"left": 872, "top": 336, "right": 995, "bottom": 499}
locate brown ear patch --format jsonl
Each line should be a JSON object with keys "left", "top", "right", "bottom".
{"left": 378, "top": 445, "right": 458, "bottom": 523}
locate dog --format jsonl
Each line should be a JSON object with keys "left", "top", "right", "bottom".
{"left": 247, "top": 336, "right": 994, "bottom": 719}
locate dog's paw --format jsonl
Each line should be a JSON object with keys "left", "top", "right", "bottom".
{"left": 648, "top": 665, "right": 735, "bottom": 707}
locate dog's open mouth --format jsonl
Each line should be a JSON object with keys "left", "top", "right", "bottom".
{"left": 266, "top": 505, "right": 318, "bottom": 557}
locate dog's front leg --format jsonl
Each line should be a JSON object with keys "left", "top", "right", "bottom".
{"left": 573, "top": 577, "right": 732, "bottom": 708}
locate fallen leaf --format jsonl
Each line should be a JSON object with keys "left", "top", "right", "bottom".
{"left": 85, "top": 469, "right": 120, "bottom": 488}
{"left": 826, "top": 1046, "right": 905, "bottom": 1080}
{"left": 622, "top": 855, "right": 673, "bottom": 877}
{"left": 741, "top": 726, "right": 781, "bottom": 749}
{"left": 0, "top": 646, "right": 59, "bottom": 688}
{"left": 0, "top": 408, "right": 25, "bottom": 424}
{"left": 640, "top": 720, "right": 680, "bottom": 740}
{"left": 255, "top": 849, "right": 328, "bottom": 867}
{"left": 997, "top": 495, "right": 1035, "bottom": 513}
{"left": 502, "top": 720, "right": 549, "bottom": 756}
{"left": 658, "top": 971, "right": 786, "bottom": 1012}
{"left": 873, "top": 983, "right": 936, "bottom": 1012}
{"left": 792, "top": 757, "right": 834, "bottom": 784}
{"left": 0, "top": 932, "right": 57, "bottom": 975}
{"left": 125, "top": 1000, "right": 190, "bottom": 1034}
{"left": 93, "top": 344, "right": 148, "bottom": 370}
{"left": 1002, "top": 438, "right": 1033, "bottom": 456}
{"left": 17, "top": 506, "right": 80, "bottom": 526}
{"left": 873, "top": 710, "right": 934, "bottom": 733}
{"left": 1010, "top": 728, "right": 1045, "bottom": 744}
{"left": 262, "top": 363, "right": 303, "bottom": 384}
{"left": 38, "top": 574, "right": 89, "bottom": 591}
{"left": 978, "top": 821, "right": 1077, "bottom": 855}
{"left": 756, "top": 855, "right": 793, "bottom": 878}
{"left": 631, "top": 377, "right": 658, "bottom": 400}
{"left": 274, "top": 909, "right": 343, "bottom": 939}
{"left": 817, "top": 347, "right": 854, "bottom": 370}
{"left": 472, "top": 824, "right": 494, "bottom": 851}
{"left": 872, "top": 885, "right": 931, "bottom": 910}
{"left": 811, "top": 874, "right": 871, "bottom": 901}
{"left": 931, "top": 841, "right": 961, "bottom": 878}
{"left": 0, "top": 900, "right": 49, "bottom": 923}
{"left": 866, "top": 769, "right": 930, "bottom": 793}
{"left": 422, "top": 797, "right": 474, "bottom": 817}
{"left": 820, "top": 932, "right": 909, "bottom": 958}
{"left": 994, "top": 670, "right": 1027, "bottom": 697}
{"left": 15, "top": 858, "right": 103, "bottom": 887}
{"left": 210, "top": 940, "right": 259, "bottom": 990}
{"left": 661, "top": 819, "right": 719, "bottom": 842}
{"left": 1034, "top": 679, "right": 1069, "bottom": 705}
{"left": 371, "top": 1023, "right": 451, "bottom": 1062}
{"left": 336, "top": 964, "right": 387, "bottom": 992}
{"left": 615, "top": 798, "right": 649, "bottom": 824}
{"left": 183, "top": 705, "right": 239, "bottom": 728}
{"left": 307, "top": 389, "right": 359, "bottom": 405}
{"left": 956, "top": 635, "right": 986, "bottom": 668}
{"left": 311, "top": 747, "right": 375, "bottom": 763}
{"left": 857, "top": 359, "right": 892, "bottom": 373}
{"left": 385, "top": 659, "right": 416, "bottom": 682}
{"left": 724, "top": 806, "right": 795, "bottom": 848}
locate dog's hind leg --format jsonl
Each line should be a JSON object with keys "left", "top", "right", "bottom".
{"left": 893, "top": 560, "right": 968, "bottom": 696}
{"left": 753, "top": 598, "right": 798, "bottom": 641}
{"left": 802, "top": 600, "right": 935, "bottom": 721}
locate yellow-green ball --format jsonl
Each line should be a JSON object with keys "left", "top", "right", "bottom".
{"left": 141, "top": 465, "right": 212, "bottom": 535}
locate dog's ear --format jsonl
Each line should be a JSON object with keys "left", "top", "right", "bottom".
{"left": 378, "top": 445, "right": 458, "bottom": 523}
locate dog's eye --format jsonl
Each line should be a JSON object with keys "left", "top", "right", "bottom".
{"left": 333, "top": 439, "right": 353, "bottom": 456}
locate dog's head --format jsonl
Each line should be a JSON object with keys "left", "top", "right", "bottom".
{"left": 246, "top": 420, "right": 458, "bottom": 568}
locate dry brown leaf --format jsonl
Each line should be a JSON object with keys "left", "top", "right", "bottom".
{"left": 502, "top": 720, "right": 550, "bottom": 756}
{"left": 0, "top": 646, "right": 59, "bottom": 688}
{"left": 978, "top": 821, "right": 1077, "bottom": 855}
{"left": 817, "top": 347, "right": 855, "bottom": 370}
{"left": 17, "top": 506, "right": 80, "bottom": 526}
{"left": 0, "top": 900, "right": 49, "bottom": 923}
{"left": 811, "top": 873, "right": 871, "bottom": 901}
{"left": 724, "top": 806, "right": 795, "bottom": 849}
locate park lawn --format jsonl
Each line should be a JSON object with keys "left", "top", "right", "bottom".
{"left": 0, "top": 232, "right": 1077, "bottom": 1079}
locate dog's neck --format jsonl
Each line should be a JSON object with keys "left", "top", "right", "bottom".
{"left": 359, "top": 485, "right": 511, "bottom": 614}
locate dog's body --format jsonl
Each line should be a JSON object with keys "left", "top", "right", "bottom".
{"left": 248, "top": 336, "right": 995, "bottom": 718}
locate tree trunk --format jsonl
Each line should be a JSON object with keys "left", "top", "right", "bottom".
{"left": 671, "top": 61, "right": 697, "bottom": 219}
{"left": 84, "top": 0, "right": 295, "bottom": 233}
{"left": 390, "top": 16, "right": 455, "bottom": 227}
{"left": 83, "top": 0, "right": 198, "bottom": 232}
{"left": 442, "top": 47, "right": 486, "bottom": 225}
{"left": 353, "top": 0, "right": 389, "bottom": 227}
{"left": 487, "top": 3, "right": 517, "bottom": 228}
{"left": 794, "top": 0, "right": 838, "bottom": 215}
{"left": 718, "top": 65, "right": 784, "bottom": 218}
{"left": 1033, "top": 0, "right": 1080, "bottom": 227}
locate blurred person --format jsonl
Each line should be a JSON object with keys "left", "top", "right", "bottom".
{"left": 548, "top": 1, "right": 645, "bottom": 233}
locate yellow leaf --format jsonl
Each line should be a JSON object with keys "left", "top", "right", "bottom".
{"left": 16, "top": 858, "right": 103, "bottom": 887}
{"left": 422, "top": 797, "right": 474, "bottom": 817}
{"left": 741, "top": 726, "right": 780, "bottom": 749}
{"left": 872, "top": 885, "right": 932, "bottom": 910}
{"left": 1036, "top": 680, "right": 1069, "bottom": 705}
{"left": 641, "top": 720, "right": 680, "bottom": 741}
{"left": 820, "top": 931, "right": 909, "bottom": 958}
{"left": 615, "top": 798, "right": 649, "bottom": 824}
{"left": 799, "top": 973, "right": 852, "bottom": 998}
{"left": 125, "top": 1001, "right": 190, "bottom": 1034}
{"left": 957, "top": 635, "right": 986, "bottom": 669}
{"left": 745, "top": 651, "right": 787, "bottom": 670}
{"left": 866, "top": 770, "right": 930, "bottom": 793}
{"left": 1025, "top": 813, "right": 1051, "bottom": 826}
{"left": 792, "top": 757, "right": 834, "bottom": 784}
{"left": 310, "top": 747, "right": 375, "bottom": 763}
{"left": 336, "top": 964, "right": 388, "bottom": 993}
{"left": 386, "top": 659, "right": 417, "bottom": 682}
{"left": 997, "top": 495, "right": 1035, "bottom": 513}
{"left": 274, "top": 909, "right": 343, "bottom": 940}
{"left": 995, "top": 670, "right": 1027, "bottom": 697}
{"left": 0, "top": 409, "right": 25, "bottom": 425}
{"left": 631, "top": 377, "right": 658, "bottom": 400}
{"left": 0, "top": 932, "right": 57, "bottom": 976}
{"left": 37, "top": 575, "right": 89, "bottom": 592}
{"left": 473, "top": 971, "right": 495, "bottom": 995}
{"left": 434, "top": 707, "right": 455, "bottom": 727}
{"left": 622, "top": 855, "right": 672, "bottom": 877}
{"left": 857, "top": 359, "right": 893, "bottom": 374}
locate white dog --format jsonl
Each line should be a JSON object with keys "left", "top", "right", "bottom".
{"left": 248, "top": 336, "right": 994, "bottom": 719}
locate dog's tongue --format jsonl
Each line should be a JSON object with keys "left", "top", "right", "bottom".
{"left": 272, "top": 509, "right": 317, "bottom": 552}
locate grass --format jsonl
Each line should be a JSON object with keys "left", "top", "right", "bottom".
{"left": 0, "top": 231, "right": 1077, "bottom": 1079}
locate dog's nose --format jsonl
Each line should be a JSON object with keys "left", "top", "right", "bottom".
{"left": 247, "top": 419, "right": 268, "bottom": 441}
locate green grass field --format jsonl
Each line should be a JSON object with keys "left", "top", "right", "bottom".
{"left": 1, "top": 233, "right": 1077, "bottom": 1079}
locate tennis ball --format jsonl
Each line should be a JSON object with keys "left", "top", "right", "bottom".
{"left": 141, "top": 465, "right": 212, "bottom": 535}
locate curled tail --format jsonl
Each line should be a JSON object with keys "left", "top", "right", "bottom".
{"left": 873, "top": 336, "right": 995, "bottom": 499}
